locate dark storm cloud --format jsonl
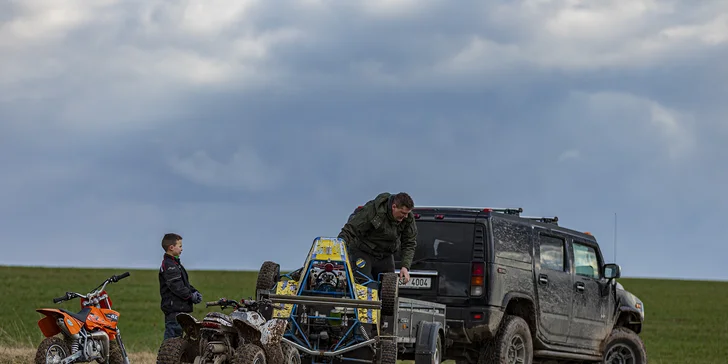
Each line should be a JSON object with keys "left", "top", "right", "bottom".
{"left": 1, "top": 0, "right": 727, "bottom": 279}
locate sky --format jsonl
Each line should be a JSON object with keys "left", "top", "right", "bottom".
{"left": 1, "top": 0, "right": 727, "bottom": 281}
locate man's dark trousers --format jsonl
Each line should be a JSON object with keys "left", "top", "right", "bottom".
{"left": 349, "top": 248, "right": 395, "bottom": 288}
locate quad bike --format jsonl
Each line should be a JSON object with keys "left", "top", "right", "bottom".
{"left": 156, "top": 297, "right": 300, "bottom": 364}
{"left": 34, "top": 272, "right": 132, "bottom": 364}
{"left": 255, "top": 237, "right": 400, "bottom": 364}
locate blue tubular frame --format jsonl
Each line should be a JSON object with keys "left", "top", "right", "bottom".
{"left": 281, "top": 254, "right": 376, "bottom": 355}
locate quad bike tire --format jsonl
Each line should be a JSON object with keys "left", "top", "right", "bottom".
{"left": 256, "top": 261, "right": 281, "bottom": 292}
{"left": 232, "top": 343, "right": 267, "bottom": 364}
{"left": 380, "top": 272, "right": 399, "bottom": 317}
{"left": 478, "top": 315, "right": 533, "bottom": 364}
{"left": 282, "top": 342, "right": 301, "bottom": 364}
{"left": 35, "top": 336, "right": 71, "bottom": 364}
{"left": 601, "top": 327, "right": 647, "bottom": 364}
{"left": 380, "top": 339, "right": 397, "bottom": 364}
{"left": 156, "top": 337, "right": 196, "bottom": 364}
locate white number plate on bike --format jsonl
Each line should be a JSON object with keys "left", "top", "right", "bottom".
{"left": 399, "top": 276, "right": 431, "bottom": 289}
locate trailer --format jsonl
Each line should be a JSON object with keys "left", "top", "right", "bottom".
{"left": 384, "top": 296, "right": 447, "bottom": 364}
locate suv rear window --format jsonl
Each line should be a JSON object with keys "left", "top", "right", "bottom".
{"left": 395, "top": 221, "right": 475, "bottom": 263}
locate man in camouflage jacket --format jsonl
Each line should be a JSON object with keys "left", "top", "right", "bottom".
{"left": 338, "top": 192, "right": 417, "bottom": 285}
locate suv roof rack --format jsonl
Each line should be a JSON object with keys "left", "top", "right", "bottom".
{"left": 521, "top": 216, "right": 559, "bottom": 225}
{"left": 414, "top": 206, "right": 524, "bottom": 216}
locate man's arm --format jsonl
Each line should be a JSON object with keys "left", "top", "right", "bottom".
{"left": 162, "top": 265, "right": 193, "bottom": 300}
{"left": 399, "top": 216, "right": 418, "bottom": 270}
{"left": 338, "top": 201, "right": 376, "bottom": 247}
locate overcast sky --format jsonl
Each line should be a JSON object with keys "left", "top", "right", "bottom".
{"left": 1, "top": 0, "right": 727, "bottom": 281}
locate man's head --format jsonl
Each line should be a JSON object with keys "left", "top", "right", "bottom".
{"left": 162, "top": 233, "right": 183, "bottom": 257}
{"left": 391, "top": 192, "right": 414, "bottom": 222}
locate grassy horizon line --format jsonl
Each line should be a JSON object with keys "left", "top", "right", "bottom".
{"left": 1, "top": 264, "right": 726, "bottom": 283}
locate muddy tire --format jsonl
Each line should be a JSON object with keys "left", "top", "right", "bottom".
{"left": 602, "top": 327, "right": 647, "bottom": 364}
{"left": 380, "top": 272, "right": 398, "bottom": 316}
{"left": 257, "top": 261, "right": 280, "bottom": 292}
{"left": 479, "top": 315, "right": 533, "bottom": 364}
{"left": 232, "top": 343, "right": 267, "bottom": 364}
{"left": 35, "top": 336, "right": 71, "bottom": 364}
{"left": 282, "top": 342, "right": 301, "bottom": 364}
{"left": 106, "top": 340, "right": 125, "bottom": 364}
{"left": 156, "top": 337, "right": 195, "bottom": 364}
{"left": 380, "top": 339, "right": 397, "bottom": 364}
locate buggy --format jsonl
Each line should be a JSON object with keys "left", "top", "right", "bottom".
{"left": 255, "top": 237, "right": 447, "bottom": 364}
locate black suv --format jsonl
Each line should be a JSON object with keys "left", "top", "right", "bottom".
{"left": 388, "top": 206, "right": 647, "bottom": 364}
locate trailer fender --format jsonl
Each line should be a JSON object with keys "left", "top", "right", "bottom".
{"left": 415, "top": 321, "right": 443, "bottom": 358}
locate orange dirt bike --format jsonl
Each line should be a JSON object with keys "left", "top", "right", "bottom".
{"left": 34, "top": 272, "right": 132, "bottom": 364}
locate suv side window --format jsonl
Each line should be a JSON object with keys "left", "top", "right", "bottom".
{"left": 539, "top": 235, "right": 566, "bottom": 272}
{"left": 572, "top": 242, "right": 600, "bottom": 279}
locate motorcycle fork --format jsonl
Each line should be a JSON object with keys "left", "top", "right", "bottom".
{"left": 115, "top": 329, "right": 131, "bottom": 364}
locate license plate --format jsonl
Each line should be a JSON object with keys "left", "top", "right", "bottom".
{"left": 399, "top": 276, "right": 431, "bottom": 289}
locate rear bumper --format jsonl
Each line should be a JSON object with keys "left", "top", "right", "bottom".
{"left": 444, "top": 305, "right": 504, "bottom": 344}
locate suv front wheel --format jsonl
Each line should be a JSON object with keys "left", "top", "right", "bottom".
{"left": 479, "top": 315, "right": 533, "bottom": 364}
{"left": 602, "top": 327, "right": 647, "bottom": 364}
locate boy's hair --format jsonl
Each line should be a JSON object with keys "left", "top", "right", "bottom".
{"left": 162, "top": 233, "right": 182, "bottom": 251}
{"left": 392, "top": 192, "right": 414, "bottom": 209}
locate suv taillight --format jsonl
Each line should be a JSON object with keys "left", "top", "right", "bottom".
{"left": 471, "top": 262, "right": 484, "bottom": 296}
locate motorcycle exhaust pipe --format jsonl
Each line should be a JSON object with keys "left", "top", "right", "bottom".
{"left": 89, "top": 331, "right": 110, "bottom": 362}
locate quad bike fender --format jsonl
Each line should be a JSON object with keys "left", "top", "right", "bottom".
{"left": 36, "top": 309, "right": 83, "bottom": 337}
{"left": 175, "top": 312, "right": 201, "bottom": 339}
{"left": 259, "top": 319, "right": 287, "bottom": 346}
{"left": 232, "top": 311, "right": 266, "bottom": 339}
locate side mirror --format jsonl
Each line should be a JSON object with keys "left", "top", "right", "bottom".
{"left": 603, "top": 263, "right": 621, "bottom": 280}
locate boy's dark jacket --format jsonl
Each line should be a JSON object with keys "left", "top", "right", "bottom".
{"left": 159, "top": 254, "right": 197, "bottom": 315}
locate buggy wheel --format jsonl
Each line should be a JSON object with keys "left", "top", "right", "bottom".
{"left": 257, "top": 261, "right": 280, "bottom": 292}
{"left": 232, "top": 343, "right": 267, "bottom": 364}
{"left": 156, "top": 337, "right": 196, "bottom": 364}
{"left": 35, "top": 336, "right": 71, "bottom": 364}
{"left": 380, "top": 272, "right": 398, "bottom": 316}
{"left": 380, "top": 339, "right": 397, "bottom": 364}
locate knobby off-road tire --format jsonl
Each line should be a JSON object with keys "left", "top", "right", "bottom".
{"left": 105, "top": 340, "right": 125, "bottom": 364}
{"left": 256, "top": 261, "right": 280, "bottom": 292}
{"left": 156, "top": 337, "right": 195, "bottom": 364}
{"left": 380, "top": 339, "right": 397, "bottom": 364}
{"left": 232, "top": 343, "right": 267, "bottom": 364}
{"left": 478, "top": 315, "right": 533, "bottom": 364}
{"left": 601, "top": 327, "right": 647, "bottom": 364}
{"left": 35, "top": 336, "right": 71, "bottom": 364}
{"left": 415, "top": 332, "right": 442, "bottom": 364}
{"left": 282, "top": 342, "right": 301, "bottom": 364}
{"left": 380, "top": 272, "right": 399, "bottom": 317}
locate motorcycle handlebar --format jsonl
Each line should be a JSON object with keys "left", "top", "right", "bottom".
{"left": 205, "top": 301, "right": 220, "bottom": 307}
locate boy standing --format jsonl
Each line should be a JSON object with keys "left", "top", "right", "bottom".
{"left": 159, "top": 233, "right": 202, "bottom": 340}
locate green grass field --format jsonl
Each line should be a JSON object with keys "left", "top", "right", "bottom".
{"left": 1, "top": 265, "right": 727, "bottom": 363}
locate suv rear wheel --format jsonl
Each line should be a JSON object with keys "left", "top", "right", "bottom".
{"left": 479, "top": 315, "right": 533, "bottom": 364}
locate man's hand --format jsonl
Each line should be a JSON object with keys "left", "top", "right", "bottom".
{"left": 399, "top": 267, "right": 410, "bottom": 284}
{"left": 192, "top": 291, "right": 203, "bottom": 304}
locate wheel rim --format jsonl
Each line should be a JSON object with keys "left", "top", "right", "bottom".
{"left": 432, "top": 344, "right": 440, "bottom": 363}
{"left": 605, "top": 343, "right": 636, "bottom": 364}
{"left": 507, "top": 334, "right": 526, "bottom": 364}
{"left": 45, "top": 344, "right": 67, "bottom": 364}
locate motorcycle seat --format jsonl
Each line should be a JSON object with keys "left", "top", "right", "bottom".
{"left": 60, "top": 307, "right": 91, "bottom": 323}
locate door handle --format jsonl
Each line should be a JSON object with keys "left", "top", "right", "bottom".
{"left": 538, "top": 274, "right": 548, "bottom": 285}
{"left": 575, "top": 282, "right": 585, "bottom": 293}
